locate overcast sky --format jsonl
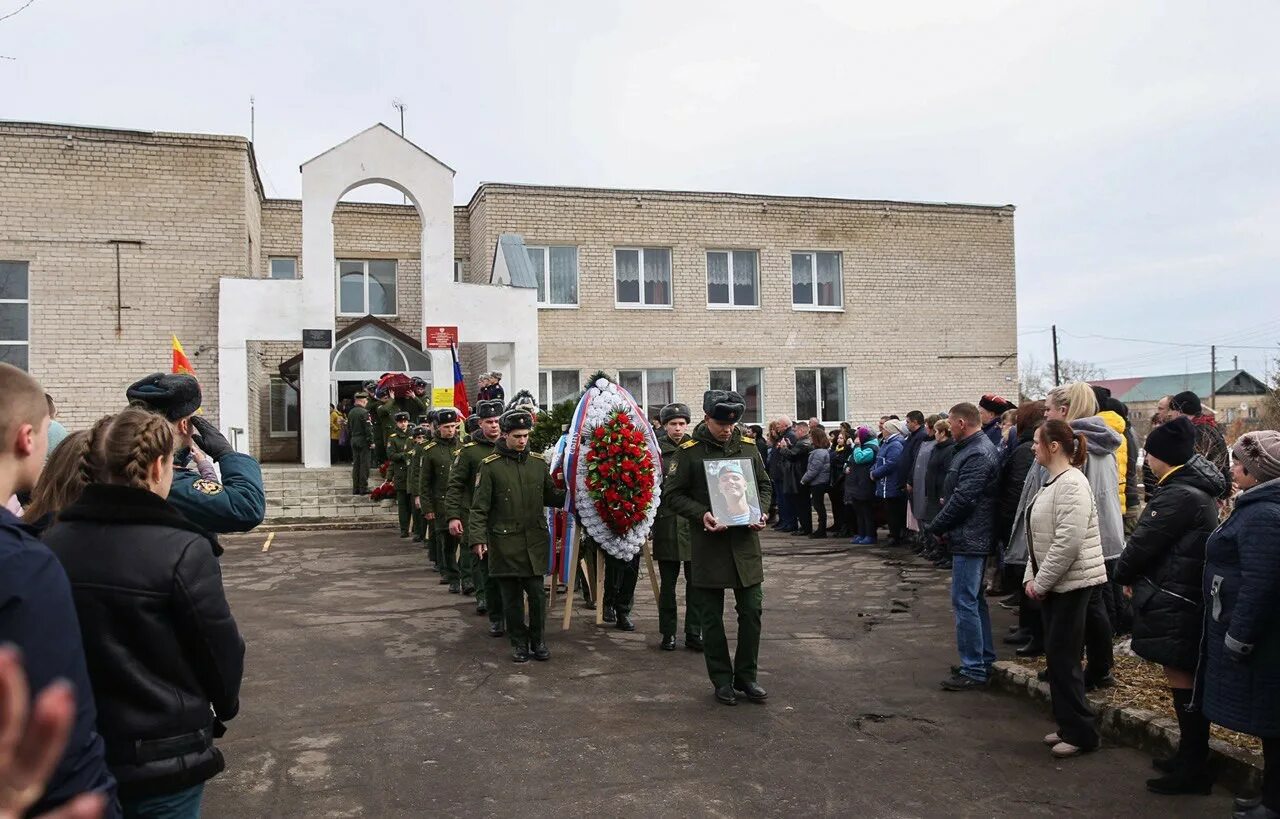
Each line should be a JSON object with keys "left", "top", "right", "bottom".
{"left": 4, "top": 0, "right": 1277, "bottom": 382}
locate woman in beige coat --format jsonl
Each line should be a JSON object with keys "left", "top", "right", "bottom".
{"left": 1024, "top": 418, "right": 1108, "bottom": 758}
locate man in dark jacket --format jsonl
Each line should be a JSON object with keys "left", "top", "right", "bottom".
{"left": 778, "top": 421, "right": 813, "bottom": 535}
{"left": 1169, "top": 391, "right": 1232, "bottom": 499}
{"left": 978, "top": 394, "right": 1013, "bottom": 448}
{"left": 0, "top": 363, "right": 119, "bottom": 816}
{"left": 1114, "top": 417, "right": 1223, "bottom": 795}
{"left": 924, "top": 402, "right": 1000, "bottom": 691}
{"left": 899, "top": 411, "right": 928, "bottom": 541}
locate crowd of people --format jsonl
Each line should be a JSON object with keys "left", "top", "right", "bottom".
{"left": 755, "top": 387, "right": 1279, "bottom": 815}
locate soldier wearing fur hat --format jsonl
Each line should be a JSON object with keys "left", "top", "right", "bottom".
{"left": 654, "top": 402, "right": 703, "bottom": 651}
{"left": 420, "top": 407, "right": 465, "bottom": 587}
{"left": 406, "top": 425, "right": 430, "bottom": 543}
{"left": 125, "top": 372, "right": 266, "bottom": 533}
{"left": 444, "top": 399, "right": 506, "bottom": 632}
{"left": 468, "top": 409, "right": 566, "bottom": 662}
{"left": 664, "top": 390, "right": 772, "bottom": 706}
{"left": 386, "top": 411, "right": 413, "bottom": 537}
{"left": 348, "top": 391, "right": 374, "bottom": 495}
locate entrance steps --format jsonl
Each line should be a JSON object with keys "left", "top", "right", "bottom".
{"left": 261, "top": 464, "right": 398, "bottom": 528}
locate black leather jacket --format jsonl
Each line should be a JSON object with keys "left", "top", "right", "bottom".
{"left": 44, "top": 484, "right": 245, "bottom": 798}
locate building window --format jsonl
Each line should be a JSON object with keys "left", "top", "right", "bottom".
{"left": 619, "top": 368, "right": 675, "bottom": 423}
{"left": 269, "top": 257, "right": 297, "bottom": 279}
{"left": 454, "top": 258, "right": 463, "bottom": 283}
{"left": 706, "top": 250, "right": 758, "bottom": 308}
{"left": 709, "top": 368, "right": 763, "bottom": 424}
{"left": 0, "top": 261, "right": 29, "bottom": 371}
{"left": 526, "top": 246, "right": 579, "bottom": 307}
{"left": 538, "top": 369, "right": 580, "bottom": 410}
{"left": 337, "top": 259, "right": 397, "bottom": 316}
{"left": 795, "top": 368, "right": 846, "bottom": 424}
{"left": 791, "top": 251, "right": 843, "bottom": 309}
{"left": 269, "top": 377, "right": 300, "bottom": 436}
{"left": 615, "top": 248, "right": 672, "bottom": 308}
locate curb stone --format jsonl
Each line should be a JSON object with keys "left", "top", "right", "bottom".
{"left": 992, "top": 660, "right": 1262, "bottom": 794}
{"left": 254, "top": 520, "right": 399, "bottom": 533}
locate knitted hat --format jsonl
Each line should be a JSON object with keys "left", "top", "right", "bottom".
{"left": 855, "top": 426, "right": 872, "bottom": 443}
{"left": 1170, "top": 390, "right": 1202, "bottom": 416}
{"left": 1234, "top": 430, "right": 1280, "bottom": 483}
{"left": 1144, "top": 416, "right": 1195, "bottom": 467}
{"left": 883, "top": 419, "right": 907, "bottom": 437}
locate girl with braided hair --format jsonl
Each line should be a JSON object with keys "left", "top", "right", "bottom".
{"left": 43, "top": 407, "right": 245, "bottom": 819}
{"left": 22, "top": 428, "right": 92, "bottom": 531}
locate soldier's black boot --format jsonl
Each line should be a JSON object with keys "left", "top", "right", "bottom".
{"left": 714, "top": 685, "right": 737, "bottom": 706}
{"left": 476, "top": 597, "right": 487, "bottom": 615}
{"left": 661, "top": 635, "right": 677, "bottom": 651}
{"left": 512, "top": 645, "right": 530, "bottom": 663}
{"left": 685, "top": 633, "right": 704, "bottom": 652}
{"left": 489, "top": 621, "right": 505, "bottom": 638}
{"left": 602, "top": 606, "right": 617, "bottom": 624}
{"left": 448, "top": 580, "right": 460, "bottom": 593}
{"left": 532, "top": 642, "right": 550, "bottom": 661}
{"left": 733, "top": 680, "right": 769, "bottom": 702}
{"left": 615, "top": 612, "right": 635, "bottom": 631}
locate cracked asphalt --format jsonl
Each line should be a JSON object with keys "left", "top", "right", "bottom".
{"left": 204, "top": 528, "right": 1225, "bottom": 817}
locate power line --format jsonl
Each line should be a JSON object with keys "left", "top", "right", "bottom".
{"left": 0, "top": 0, "right": 39, "bottom": 23}
{"left": 1058, "top": 328, "right": 1277, "bottom": 351}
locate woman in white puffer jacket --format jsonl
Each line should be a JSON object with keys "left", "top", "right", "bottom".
{"left": 1024, "top": 418, "right": 1108, "bottom": 760}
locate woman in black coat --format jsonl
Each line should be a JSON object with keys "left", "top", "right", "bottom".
{"left": 922, "top": 420, "right": 955, "bottom": 566}
{"left": 829, "top": 430, "right": 851, "bottom": 537}
{"left": 1114, "top": 420, "right": 1224, "bottom": 796}
{"left": 43, "top": 408, "right": 245, "bottom": 819}
{"left": 1200, "top": 431, "right": 1280, "bottom": 818}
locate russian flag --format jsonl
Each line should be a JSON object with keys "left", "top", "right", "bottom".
{"left": 451, "top": 343, "right": 470, "bottom": 418}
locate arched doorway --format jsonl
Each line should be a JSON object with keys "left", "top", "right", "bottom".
{"left": 329, "top": 327, "right": 433, "bottom": 405}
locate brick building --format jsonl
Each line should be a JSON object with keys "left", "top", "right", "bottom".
{"left": 0, "top": 120, "right": 1018, "bottom": 463}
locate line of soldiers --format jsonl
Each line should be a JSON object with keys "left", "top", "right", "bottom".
{"left": 369, "top": 388, "right": 774, "bottom": 706}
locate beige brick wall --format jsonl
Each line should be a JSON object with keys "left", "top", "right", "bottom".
{"left": 454, "top": 206, "right": 470, "bottom": 282}
{"left": 0, "top": 122, "right": 256, "bottom": 429}
{"left": 468, "top": 185, "right": 1017, "bottom": 425}
{"left": 247, "top": 340, "right": 301, "bottom": 462}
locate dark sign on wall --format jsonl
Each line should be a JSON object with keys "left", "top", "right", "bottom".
{"left": 302, "top": 329, "right": 333, "bottom": 349}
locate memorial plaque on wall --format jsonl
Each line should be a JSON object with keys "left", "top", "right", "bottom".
{"left": 302, "top": 329, "right": 333, "bottom": 349}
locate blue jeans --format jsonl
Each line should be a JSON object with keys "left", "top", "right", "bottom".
{"left": 122, "top": 783, "right": 204, "bottom": 819}
{"left": 951, "top": 554, "right": 996, "bottom": 681}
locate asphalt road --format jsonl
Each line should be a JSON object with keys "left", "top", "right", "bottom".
{"left": 204, "top": 528, "right": 1226, "bottom": 818}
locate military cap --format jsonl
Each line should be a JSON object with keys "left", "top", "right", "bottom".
{"left": 717, "top": 461, "right": 745, "bottom": 478}
{"left": 416, "top": 415, "right": 430, "bottom": 425}
{"left": 476, "top": 399, "right": 504, "bottom": 419}
{"left": 412, "top": 425, "right": 430, "bottom": 438}
{"left": 464, "top": 414, "right": 480, "bottom": 434}
{"left": 393, "top": 410, "right": 411, "bottom": 422}
{"left": 126, "top": 372, "right": 202, "bottom": 421}
{"left": 353, "top": 391, "right": 369, "bottom": 400}
{"left": 426, "top": 408, "right": 440, "bottom": 424}
{"left": 702, "top": 390, "right": 745, "bottom": 423}
{"left": 436, "top": 407, "right": 460, "bottom": 425}
{"left": 500, "top": 409, "right": 534, "bottom": 432}
{"left": 660, "top": 402, "right": 692, "bottom": 425}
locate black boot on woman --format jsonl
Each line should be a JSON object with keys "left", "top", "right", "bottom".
{"left": 1147, "top": 688, "right": 1216, "bottom": 795}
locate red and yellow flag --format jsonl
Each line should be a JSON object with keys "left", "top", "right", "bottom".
{"left": 172, "top": 335, "right": 196, "bottom": 376}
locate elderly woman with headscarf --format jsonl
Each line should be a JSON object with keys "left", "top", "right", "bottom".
{"left": 872, "top": 419, "right": 909, "bottom": 545}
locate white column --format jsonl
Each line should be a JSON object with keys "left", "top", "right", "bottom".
{"left": 300, "top": 183, "right": 337, "bottom": 468}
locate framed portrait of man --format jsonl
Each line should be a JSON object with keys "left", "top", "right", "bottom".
{"left": 703, "top": 458, "right": 762, "bottom": 527}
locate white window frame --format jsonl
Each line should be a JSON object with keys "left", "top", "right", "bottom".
{"left": 336, "top": 258, "right": 398, "bottom": 318}
{"left": 791, "top": 251, "right": 845, "bottom": 311}
{"left": 614, "top": 247, "right": 673, "bottom": 309}
{"left": 794, "top": 367, "right": 846, "bottom": 424}
{"left": 705, "top": 250, "right": 759, "bottom": 310}
{"left": 708, "top": 367, "right": 764, "bottom": 424}
{"left": 526, "top": 245, "right": 580, "bottom": 309}
{"left": 618, "top": 368, "right": 676, "bottom": 416}
{"left": 0, "top": 261, "right": 30, "bottom": 372}
{"left": 268, "top": 377, "right": 300, "bottom": 437}
{"left": 538, "top": 369, "right": 581, "bottom": 410}
{"left": 268, "top": 256, "right": 297, "bottom": 279}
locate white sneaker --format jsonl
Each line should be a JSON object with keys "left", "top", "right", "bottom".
{"left": 1043, "top": 732, "right": 1061, "bottom": 746}
{"left": 1051, "top": 741, "right": 1082, "bottom": 758}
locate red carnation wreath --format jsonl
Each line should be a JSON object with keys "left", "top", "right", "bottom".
{"left": 583, "top": 409, "right": 656, "bottom": 535}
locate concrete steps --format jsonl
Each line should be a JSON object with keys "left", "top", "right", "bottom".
{"left": 261, "top": 465, "right": 399, "bottom": 525}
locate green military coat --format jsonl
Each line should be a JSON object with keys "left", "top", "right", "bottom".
{"left": 652, "top": 433, "right": 692, "bottom": 562}
{"left": 419, "top": 436, "right": 464, "bottom": 517}
{"left": 663, "top": 422, "right": 773, "bottom": 589}
{"left": 376, "top": 396, "right": 428, "bottom": 450}
{"left": 346, "top": 405, "right": 373, "bottom": 448}
{"left": 467, "top": 443, "right": 566, "bottom": 577}
{"left": 405, "top": 440, "right": 426, "bottom": 495}
{"left": 386, "top": 430, "right": 411, "bottom": 485}
{"left": 443, "top": 431, "right": 499, "bottom": 527}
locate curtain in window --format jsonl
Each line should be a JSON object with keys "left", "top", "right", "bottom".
{"left": 338, "top": 261, "right": 365, "bottom": 313}
{"left": 792, "top": 253, "right": 813, "bottom": 305}
{"left": 551, "top": 370, "right": 579, "bottom": 404}
{"left": 820, "top": 367, "right": 845, "bottom": 422}
{"left": 368, "top": 260, "right": 397, "bottom": 315}
{"left": 616, "top": 250, "right": 640, "bottom": 303}
{"left": 709, "top": 369, "right": 733, "bottom": 392}
{"left": 643, "top": 249, "right": 671, "bottom": 305}
{"left": 526, "top": 248, "right": 547, "bottom": 303}
{"left": 707, "top": 252, "right": 730, "bottom": 304}
{"left": 549, "top": 247, "right": 578, "bottom": 305}
{"left": 816, "top": 253, "right": 841, "bottom": 307}
{"left": 732, "top": 251, "right": 757, "bottom": 306}
{"left": 738, "top": 368, "right": 762, "bottom": 422}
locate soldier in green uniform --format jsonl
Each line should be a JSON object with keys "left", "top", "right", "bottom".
{"left": 664, "top": 390, "right": 772, "bottom": 706}
{"left": 406, "top": 425, "right": 429, "bottom": 543}
{"left": 444, "top": 399, "right": 505, "bottom": 632}
{"left": 347, "top": 391, "right": 374, "bottom": 495}
{"left": 386, "top": 411, "right": 413, "bottom": 538}
{"left": 421, "top": 408, "right": 465, "bottom": 589}
{"left": 468, "top": 410, "right": 566, "bottom": 663}
{"left": 653, "top": 402, "right": 703, "bottom": 652}
{"left": 372, "top": 389, "right": 391, "bottom": 464}
{"left": 375, "top": 386, "right": 428, "bottom": 465}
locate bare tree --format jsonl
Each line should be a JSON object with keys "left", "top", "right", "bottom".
{"left": 1261, "top": 357, "right": 1280, "bottom": 431}
{"left": 1018, "top": 355, "right": 1105, "bottom": 402}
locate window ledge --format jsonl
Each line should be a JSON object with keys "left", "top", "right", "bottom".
{"left": 614, "top": 304, "right": 674, "bottom": 310}
{"left": 538, "top": 303, "right": 580, "bottom": 310}
{"left": 269, "top": 431, "right": 300, "bottom": 439}
{"left": 337, "top": 313, "right": 399, "bottom": 320}
{"left": 707, "top": 304, "right": 760, "bottom": 311}
{"left": 792, "top": 305, "right": 845, "bottom": 313}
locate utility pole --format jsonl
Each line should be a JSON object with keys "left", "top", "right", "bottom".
{"left": 1210, "top": 345, "right": 1217, "bottom": 411}
{"left": 250, "top": 96, "right": 255, "bottom": 143}
{"left": 392, "top": 98, "right": 406, "bottom": 204}
{"left": 1051, "top": 324, "right": 1061, "bottom": 386}
{"left": 1234, "top": 355, "right": 1239, "bottom": 370}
